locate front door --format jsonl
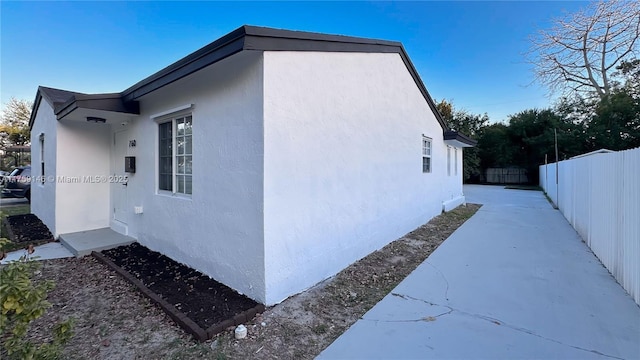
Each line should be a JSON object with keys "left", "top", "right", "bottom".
{"left": 112, "top": 131, "right": 128, "bottom": 228}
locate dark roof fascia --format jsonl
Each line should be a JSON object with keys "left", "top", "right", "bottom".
{"left": 121, "top": 26, "right": 247, "bottom": 102}
{"left": 28, "top": 90, "right": 43, "bottom": 128}
{"left": 29, "top": 86, "right": 79, "bottom": 127}
{"left": 444, "top": 130, "right": 477, "bottom": 147}
{"left": 119, "top": 25, "right": 450, "bottom": 131}
{"left": 32, "top": 26, "right": 451, "bottom": 132}
{"left": 396, "top": 45, "right": 449, "bottom": 132}
{"left": 30, "top": 87, "right": 140, "bottom": 128}
{"left": 55, "top": 93, "right": 139, "bottom": 120}
{"left": 243, "top": 25, "right": 402, "bottom": 48}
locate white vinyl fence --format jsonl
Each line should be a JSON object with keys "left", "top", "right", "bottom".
{"left": 539, "top": 147, "right": 640, "bottom": 305}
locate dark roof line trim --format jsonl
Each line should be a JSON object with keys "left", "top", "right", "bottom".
{"left": 119, "top": 25, "right": 449, "bottom": 130}
{"left": 444, "top": 130, "right": 478, "bottom": 146}
{"left": 29, "top": 91, "right": 43, "bottom": 127}
{"left": 29, "top": 86, "right": 140, "bottom": 127}
{"left": 56, "top": 93, "right": 139, "bottom": 120}
{"left": 31, "top": 25, "right": 453, "bottom": 133}
{"left": 121, "top": 28, "right": 247, "bottom": 101}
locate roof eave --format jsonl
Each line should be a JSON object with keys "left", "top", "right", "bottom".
{"left": 444, "top": 130, "right": 477, "bottom": 147}
{"left": 119, "top": 25, "right": 450, "bottom": 131}
{"left": 28, "top": 89, "right": 43, "bottom": 129}
{"left": 32, "top": 25, "right": 453, "bottom": 134}
{"left": 120, "top": 26, "right": 247, "bottom": 102}
{"left": 56, "top": 96, "right": 140, "bottom": 120}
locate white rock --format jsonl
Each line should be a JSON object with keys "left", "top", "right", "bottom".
{"left": 235, "top": 324, "right": 247, "bottom": 339}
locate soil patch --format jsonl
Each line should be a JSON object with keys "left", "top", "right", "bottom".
{"left": 17, "top": 257, "right": 218, "bottom": 360}
{"left": 213, "top": 203, "right": 482, "bottom": 359}
{"left": 101, "top": 243, "right": 260, "bottom": 333}
{"left": 15, "top": 203, "right": 480, "bottom": 359}
{"left": 3, "top": 213, "right": 54, "bottom": 249}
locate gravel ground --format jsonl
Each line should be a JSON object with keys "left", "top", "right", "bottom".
{"left": 16, "top": 204, "right": 480, "bottom": 359}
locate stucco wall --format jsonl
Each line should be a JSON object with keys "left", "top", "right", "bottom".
{"left": 122, "top": 51, "right": 266, "bottom": 302}
{"left": 55, "top": 120, "right": 111, "bottom": 234}
{"left": 442, "top": 146, "right": 465, "bottom": 211}
{"left": 262, "top": 51, "right": 463, "bottom": 304}
{"left": 30, "top": 100, "right": 57, "bottom": 235}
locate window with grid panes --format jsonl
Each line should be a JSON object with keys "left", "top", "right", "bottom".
{"left": 158, "top": 115, "right": 192, "bottom": 195}
{"left": 422, "top": 136, "right": 432, "bottom": 173}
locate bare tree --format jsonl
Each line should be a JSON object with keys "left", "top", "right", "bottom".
{"left": 529, "top": 0, "right": 640, "bottom": 100}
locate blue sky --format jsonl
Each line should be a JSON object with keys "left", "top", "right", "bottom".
{"left": 1, "top": 1, "right": 588, "bottom": 123}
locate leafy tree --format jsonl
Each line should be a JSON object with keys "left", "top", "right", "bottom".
{"left": 528, "top": 0, "right": 640, "bottom": 101}
{"left": 436, "top": 100, "right": 488, "bottom": 182}
{"left": 477, "top": 123, "right": 513, "bottom": 169}
{"left": 0, "top": 98, "right": 32, "bottom": 170}
{"left": 507, "top": 109, "right": 586, "bottom": 182}
{"left": 0, "top": 98, "right": 32, "bottom": 150}
{"left": 435, "top": 100, "right": 454, "bottom": 122}
{"left": 587, "top": 89, "right": 640, "bottom": 150}
{"left": 613, "top": 58, "right": 640, "bottom": 99}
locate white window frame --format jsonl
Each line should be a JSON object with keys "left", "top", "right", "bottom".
{"left": 447, "top": 146, "right": 451, "bottom": 176}
{"left": 156, "top": 111, "right": 193, "bottom": 197}
{"left": 39, "top": 133, "right": 45, "bottom": 185}
{"left": 422, "top": 136, "right": 432, "bottom": 173}
{"left": 455, "top": 148, "right": 458, "bottom": 176}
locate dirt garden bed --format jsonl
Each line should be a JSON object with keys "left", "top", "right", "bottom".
{"left": 2, "top": 213, "right": 54, "bottom": 251}
{"left": 14, "top": 204, "right": 480, "bottom": 359}
{"left": 97, "top": 243, "right": 263, "bottom": 340}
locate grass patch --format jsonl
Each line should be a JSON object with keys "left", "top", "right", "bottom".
{"left": 1, "top": 204, "right": 30, "bottom": 217}
{"left": 1, "top": 204, "right": 31, "bottom": 241}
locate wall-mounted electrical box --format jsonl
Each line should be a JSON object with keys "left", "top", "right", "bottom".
{"left": 125, "top": 156, "right": 136, "bottom": 173}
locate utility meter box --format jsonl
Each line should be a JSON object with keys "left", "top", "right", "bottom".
{"left": 125, "top": 156, "right": 136, "bottom": 173}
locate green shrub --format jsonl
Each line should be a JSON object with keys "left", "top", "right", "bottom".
{"left": 0, "top": 236, "right": 74, "bottom": 359}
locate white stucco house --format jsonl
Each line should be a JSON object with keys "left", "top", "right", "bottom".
{"left": 29, "top": 26, "right": 475, "bottom": 305}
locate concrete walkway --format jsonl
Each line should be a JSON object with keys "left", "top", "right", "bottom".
{"left": 2, "top": 242, "right": 74, "bottom": 263}
{"left": 59, "top": 228, "right": 135, "bottom": 257}
{"left": 319, "top": 185, "right": 640, "bottom": 359}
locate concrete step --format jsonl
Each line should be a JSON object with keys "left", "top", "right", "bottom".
{"left": 59, "top": 228, "right": 135, "bottom": 257}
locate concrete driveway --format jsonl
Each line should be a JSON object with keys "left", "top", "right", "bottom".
{"left": 319, "top": 185, "right": 640, "bottom": 359}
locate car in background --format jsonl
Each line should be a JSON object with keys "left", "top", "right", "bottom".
{"left": 1, "top": 166, "right": 31, "bottom": 201}
{"left": 0, "top": 170, "right": 9, "bottom": 186}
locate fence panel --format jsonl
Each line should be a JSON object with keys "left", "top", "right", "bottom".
{"left": 539, "top": 147, "right": 640, "bottom": 305}
{"left": 539, "top": 162, "right": 558, "bottom": 205}
{"left": 622, "top": 149, "right": 640, "bottom": 302}
{"left": 485, "top": 168, "right": 529, "bottom": 184}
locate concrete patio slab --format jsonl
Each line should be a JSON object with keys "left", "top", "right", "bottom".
{"left": 2, "top": 242, "right": 74, "bottom": 263}
{"left": 319, "top": 185, "right": 640, "bottom": 359}
{"left": 59, "top": 228, "right": 135, "bottom": 257}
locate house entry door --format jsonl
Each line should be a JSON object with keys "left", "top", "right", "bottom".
{"left": 112, "top": 131, "right": 128, "bottom": 226}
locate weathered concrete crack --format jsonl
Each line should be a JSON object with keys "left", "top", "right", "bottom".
{"left": 452, "top": 309, "right": 625, "bottom": 360}
{"left": 381, "top": 293, "right": 624, "bottom": 360}
{"left": 424, "top": 261, "right": 450, "bottom": 301}
{"left": 391, "top": 292, "right": 445, "bottom": 308}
